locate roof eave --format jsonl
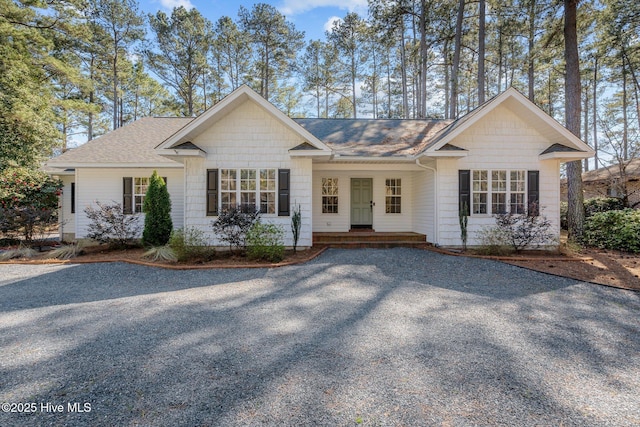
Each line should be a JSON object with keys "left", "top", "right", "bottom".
{"left": 289, "top": 150, "right": 333, "bottom": 159}
{"left": 156, "top": 148, "right": 206, "bottom": 158}
{"left": 539, "top": 151, "right": 593, "bottom": 161}
{"left": 331, "top": 155, "right": 415, "bottom": 162}
{"left": 44, "top": 162, "right": 183, "bottom": 168}
{"left": 421, "top": 151, "right": 468, "bottom": 158}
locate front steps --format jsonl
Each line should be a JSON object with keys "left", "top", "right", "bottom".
{"left": 312, "top": 232, "right": 428, "bottom": 248}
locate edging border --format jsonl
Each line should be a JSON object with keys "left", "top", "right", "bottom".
{"left": 0, "top": 247, "right": 328, "bottom": 270}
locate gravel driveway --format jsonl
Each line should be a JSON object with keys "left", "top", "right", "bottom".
{"left": 1, "top": 248, "right": 639, "bottom": 426}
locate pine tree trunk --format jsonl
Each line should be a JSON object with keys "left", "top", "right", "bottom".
{"left": 564, "top": 0, "right": 584, "bottom": 242}
{"left": 528, "top": 0, "right": 536, "bottom": 101}
{"left": 450, "top": 0, "right": 464, "bottom": 119}
{"left": 478, "top": 0, "right": 485, "bottom": 104}
{"left": 593, "top": 56, "right": 599, "bottom": 168}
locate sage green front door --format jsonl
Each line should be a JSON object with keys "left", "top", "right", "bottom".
{"left": 351, "top": 178, "right": 373, "bottom": 227}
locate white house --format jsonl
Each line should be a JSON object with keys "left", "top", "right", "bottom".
{"left": 46, "top": 85, "right": 593, "bottom": 248}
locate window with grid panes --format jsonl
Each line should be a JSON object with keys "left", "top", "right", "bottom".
{"left": 385, "top": 178, "right": 401, "bottom": 213}
{"left": 321, "top": 178, "right": 339, "bottom": 213}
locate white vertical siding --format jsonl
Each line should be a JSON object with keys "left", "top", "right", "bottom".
{"left": 75, "top": 167, "right": 184, "bottom": 238}
{"left": 436, "top": 104, "right": 562, "bottom": 247}
{"left": 185, "top": 99, "right": 313, "bottom": 247}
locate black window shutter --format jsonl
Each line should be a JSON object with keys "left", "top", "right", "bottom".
{"left": 278, "top": 169, "right": 290, "bottom": 216}
{"left": 527, "top": 170, "right": 540, "bottom": 216}
{"left": 206, "top": 169, "right": 218, "bottom": 216}
{"left": 459, "top": 170, "right": 471, "bottom": 215}
{"left": 162, "top": 177, "right": 167, "bottom": 186}
{"left": 123, "top": 177, "right": 133, "bottom": 214}
{"left": 70, "top": 182, "right": 75, "bottom": 214}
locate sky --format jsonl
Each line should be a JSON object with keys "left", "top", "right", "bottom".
{"left": 140, "top": 0, "right": 369, "bottom": 41}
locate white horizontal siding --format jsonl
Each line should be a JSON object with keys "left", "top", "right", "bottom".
{"left": 311, "top": 169, "right": 416, "bottom": 232}
{"left": 59, "top": 175, "right": 75, "bottom": 240}
{"left": 75, "top": 168, "right": 184, "bottom": 239}
{"left": 436, "top": 104, "right": 561, "bottom": 247}
{"left": 412, "top": 169, "right": 435, "bottom": 243}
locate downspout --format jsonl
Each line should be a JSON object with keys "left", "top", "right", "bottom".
{"left": 415, "top": 159, "right": 439, "bottom": 246}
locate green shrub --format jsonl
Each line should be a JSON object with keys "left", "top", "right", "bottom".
{"left": 584, "top": 197, "right": 625, "bottom": 217}
{"left": 560, "top": 201, "right": 568, "bottom": 230}
{"left": 291, "top": 203, "right": 302, "bottom": 252}
{"left": 583, "top": 209, "right": 640, "bottom": 253}
{"left": 0, "top": 167, "right": 62, "bottom": 243}
{"left": 142, "top": 171, "right": 172, "bottom": 247}
{"left": 168, "top": 227, "right": 212, "bottom": 262}
{"left": 246, "top": 222, "right": 285, "bottom": 262}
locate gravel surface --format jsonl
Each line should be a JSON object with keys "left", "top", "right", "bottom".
{"left": 1, "top": 248, "right": 639, "bottom": 426}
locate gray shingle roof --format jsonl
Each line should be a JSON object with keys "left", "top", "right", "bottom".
{"left": 541, "top": 143, "right": 581, "bottom": 155}
{"left": 293, "top": 118, "right": 452, "bottom": 157}
{"left": 581, "top": 158, "right": 640, "bottom": 182}
{"left": 47, "top": 117, "right": 193, "bottom": 166}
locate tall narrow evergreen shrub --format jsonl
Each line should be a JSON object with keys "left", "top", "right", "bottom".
{"left": 143, "top": 171, "right": 172, "bottom": 246}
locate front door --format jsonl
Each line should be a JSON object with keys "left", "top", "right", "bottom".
{"left": 351, "top": 178, "right": 373, "bottom": 228}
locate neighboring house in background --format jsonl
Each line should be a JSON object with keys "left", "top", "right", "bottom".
{"left": 46, "top": 86, "right": 593, "bottom": 248}
{"left": 560, "top": 159, "right": 640, "bottom": 208}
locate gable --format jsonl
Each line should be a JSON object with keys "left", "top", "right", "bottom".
{"left": 155, "top": 85, "right": 331, "bottom": 156}
{"left": 449, "top": 104, "right": 552, "bottom": 155}
{"left": 422, "top": 88, "right": 594, "bottom": 161}
{"left": 192, "top": 99, "right": 309, "bottom": 153}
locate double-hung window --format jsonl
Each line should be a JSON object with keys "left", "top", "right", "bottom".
{"left": 321, "top": 178, "right": 339, "bottom": 213}
{"left": 510, "top": 171, "right": 526, "bottom": 214}
{"left": 460, "top": 170, "right": 528, "bottom": 215}
{"left": 260, "top": 169, "right": 276, "bottom": 214}
{"left": 218, "top": 168, "right": 277, "bottom": 214}
{"left": 385, "top": 179, "right": 401, "bottom": 213}
{"left": 134, "top": 177, "right": 149, "bottom": 213}
{"left": 220, "top": 169, "right": 237, "bottom": 211}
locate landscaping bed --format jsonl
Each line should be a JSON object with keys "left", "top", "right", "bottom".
{"left": 1, "top": 241, "right": 638, "bottom": 290}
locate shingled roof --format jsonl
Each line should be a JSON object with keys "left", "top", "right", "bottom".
{"left": 47, "top": 117, "right": 193, "bottom": 167}
{"left": 293, "top": 118, "right": 452, "bottom": 157}
{"left": 581, "top": 158, "right": 640, "bottom": 182}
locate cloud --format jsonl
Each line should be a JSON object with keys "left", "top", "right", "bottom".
{"left": 323, "top": 16, "right": 342, "bottom": 33}
{"left": 279, "top": 0, "right": 368, "bottom": 16}
{"left": 157, "top": 0, "right": 194, "bottom": 10}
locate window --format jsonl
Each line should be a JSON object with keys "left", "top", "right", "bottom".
{"left": 385, "top": 179, "right": 401, "bottom": 213}
{"left": 240, "top": 169, "right": 256, "bottom": 211}
{"left": 134, "top": 177, "right": 149, "bottom": 213}
{"left": 510, "top": 171, "right": 526, "bottom": 214}
{"left": 220, "top": 169, "right": 237, "bottom": 212}
{"left": 471, "top": 170, "right": 526, "bottom": 215}
{"left": 218, "top": 168, "right": 277, "bottom": 214}
{"left": 322, "top": 178, "right": 339, "bottom": 213}
{"left": 491, "top": 171, "right": 507, "bottom": 214}
{"left": 70, "top": 183, "right": 75, "bottom": 214}
{"left": 260, "top": 169, "right": 276, "bottom": 214}
{"left": 472, "top": 170, "right": 488, "bottom": 214}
